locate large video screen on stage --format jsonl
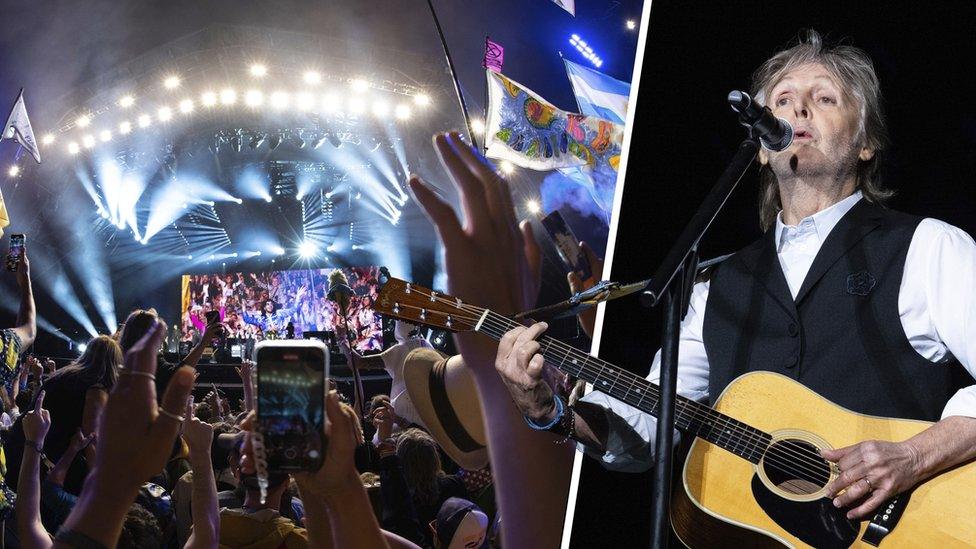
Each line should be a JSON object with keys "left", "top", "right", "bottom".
{"left": 181, "top": 266, "right": 384, "bottom": 351}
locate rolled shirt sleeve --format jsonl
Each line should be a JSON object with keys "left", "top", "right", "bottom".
{"left": 906, "top": 220, "right": 976, "bottom": 420}
{"left": 579, "top": 280, "right": 712, "bottom": 472}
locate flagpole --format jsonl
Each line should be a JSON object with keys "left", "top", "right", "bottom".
{"left": 482, "top": 35, "right": 491, "bottom": 153}
{"left": 425, "top": 0, "right": 479, "bottom": 150}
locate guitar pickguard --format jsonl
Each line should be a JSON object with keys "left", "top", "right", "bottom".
{"left": 751, "top": 474, "right": 859, "bottom": 548}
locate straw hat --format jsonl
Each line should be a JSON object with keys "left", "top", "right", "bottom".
{"left": 402, "top": 347, "right": 488, "bottom": 470}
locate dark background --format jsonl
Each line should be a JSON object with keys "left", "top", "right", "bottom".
{"left": 571, "top": 1, "right": 976, "bottom": 546}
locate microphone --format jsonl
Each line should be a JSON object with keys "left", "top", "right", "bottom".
{"left": 728, "top": 90, "right": 793, "bottom": 152}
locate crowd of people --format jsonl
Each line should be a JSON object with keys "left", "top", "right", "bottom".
{"left": 181, "top": 266, "right": 384, "bottom": 352}
{"left": 0, "top": 128, "right": 603, "bottom": 549}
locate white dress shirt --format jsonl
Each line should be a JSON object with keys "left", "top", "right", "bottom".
{"left": 581, "top": 192, "right": 976, "bottom": 472}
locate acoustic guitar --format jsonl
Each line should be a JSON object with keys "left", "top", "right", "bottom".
{"left": 375, "top": 278, "right": 976, "bottom": 548}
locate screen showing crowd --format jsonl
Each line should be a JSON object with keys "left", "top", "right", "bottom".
{"left": 180, "top": 266, "right": 384, "bottom": 351}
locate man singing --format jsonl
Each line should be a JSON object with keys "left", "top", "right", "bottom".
{"left": 494, "top": 30, "right": 976, "bottom": 522}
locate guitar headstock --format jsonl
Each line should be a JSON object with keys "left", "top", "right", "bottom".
{"left": 376, "top": 278, "right": 483, "bottom": 333}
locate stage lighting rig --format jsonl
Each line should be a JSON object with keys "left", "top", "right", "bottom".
{"left": 269, "top": 133, "right": 283, "bottom": 151}
{"left": 311, "top": 135, "right": 328, "bottom": 149}
{"left": 249, "top": 133, "right": 266, "bottom": 149}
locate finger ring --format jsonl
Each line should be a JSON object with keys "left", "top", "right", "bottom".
{"left": 863, "top": 477, "right": 873, "bottom": 491}
{"left": 119, "top": 369, "right": 156, "bottom": 381}
{"left": 157, "top": 407, "right": 186, "bottom": 422}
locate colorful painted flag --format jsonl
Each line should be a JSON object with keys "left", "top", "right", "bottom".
{"left": 550, "top": 0, "right": 575, "bottom": 16}
{"left": 563, "top": 59, "right": 631, "bottom": 124}
{"left": 2, "top": 89, "right": 40, "bottom": 164}
{"left": 483, "top": 37, "right": 504, "bottom": 73}
{"left": 484, "top": 69, "right": 623, "bottom": 174}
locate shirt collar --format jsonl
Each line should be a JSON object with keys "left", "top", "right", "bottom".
{"left": 776, "top": 190, "right": 863, "bottom": 250}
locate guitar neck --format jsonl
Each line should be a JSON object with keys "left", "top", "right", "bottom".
{"left": 474, "top": 310, "right": 771, "bottom": 463}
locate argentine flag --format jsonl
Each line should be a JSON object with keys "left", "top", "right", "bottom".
{"left": 563, "top": 59, "right": 630, "bottom": 125}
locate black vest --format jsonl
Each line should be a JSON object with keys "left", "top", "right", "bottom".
{"left": 703, "top": 200, "right": 969, "bottom": 421}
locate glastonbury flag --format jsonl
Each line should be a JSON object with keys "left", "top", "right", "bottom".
{"left": 2, "top": 89, "right": 40, "bottom": 164}
{"left": 550, "top": 0, "right": 575, "bottom": 16}
{"left": 484, "top": 70, "right": 623, "bottom": 172}
{"left": 483, "top": 37, "right": 504, "bottom": 73}
{"left": 563, "top": 59, "right": 630, "bottom": 124}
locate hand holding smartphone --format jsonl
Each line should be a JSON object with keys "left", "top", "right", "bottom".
{"left": 255, "top": 340, "right": 329, "bottom": 473}
{"left": 6, "top": 234, "right": 25, "bottom": 272}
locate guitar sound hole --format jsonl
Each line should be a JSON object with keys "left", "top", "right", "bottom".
{"left": 760, "top": 439, "right": 831, "bottom": 496}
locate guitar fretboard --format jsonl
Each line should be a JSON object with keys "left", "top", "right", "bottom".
{"left": 477, "top": 310, "right": 772, "bottom": 463}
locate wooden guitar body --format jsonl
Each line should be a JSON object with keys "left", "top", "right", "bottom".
{"left": 673, "top": 371, "right": 976, "bottom": 548}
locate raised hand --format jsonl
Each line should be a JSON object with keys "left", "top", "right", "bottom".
{"left": 293, "top": 391, "right": 363, "bottom": 497}
{"left": 67, "top": 428, "right": 95, "bottom": 454}
{"left": 15, "top": 245, "right": 30, "bottom": 288}
{"left": 183, "top": 396, "right": 215, "bottom": 459}
{"left": 371, "top": 401, "right": 395, "bottom": 441}
{"left": 21, "top": 390, "right": 50, "bottom": 444}
{"left": 92, "top": 320, "right": 195, "bottom": 493}
{"left": 409, "top": 131, "right": 541, "bottom": 370}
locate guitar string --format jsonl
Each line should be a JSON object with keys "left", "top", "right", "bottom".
{"left": 385, "top": 291, "right": 832, "bottom": 486}
{"left": 390, "top": 291, "right": 833, "bottom": 485}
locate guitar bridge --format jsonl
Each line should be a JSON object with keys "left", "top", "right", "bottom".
{"left": 861, "top": 491, "right": 911, "bottom": 546}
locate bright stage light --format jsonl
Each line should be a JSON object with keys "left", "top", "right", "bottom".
{"left": 77, "top": 342, "right": 87, "bottom": 353}
{"left": 187, "top": 254, "right": 193, "bottom": 260}
{"left": 499, "top": 161, "right": 515, "bottom": 175}
{"left": 298, "top": 241, "right": 316, "bottom": 258}
{"left": 119, "top": 121, "right": 132, "bottom": 134}
{"left": 137, "top": 114, "right": 152, "bottom": 128}
{"left": 42, "top": 134, "right": 55, "bottom": 145}
{"left": 179, "top": 99, "right": 194, "bottom": 113}
{"left": 82, "top": 135, "right": 96, "bottom": 149}
{"left": 264, "top": 195, "right": 272, "bottom": 203}
{"left": 233, "top": 197, "right": 243, "bottom": 204}
{"left": 526, "top": 199, "right": 541, "bottom": 214}
{"left": 99, "top": 130, "right": 112, "bottom": 142}
{"left": 201, "top": 91, "right": 217, "bottom": 106}
{"left": 350, "top": 79, "right": 370, "bottom": 93}
{"left": 471, "top": 118, "right": 485, "bottom": 135}
{"left": 303, "top": 71, "right": 321, "bottom": 85}
{"left": 140, "top": 238, "right": 149, "bottom": 245}
{"left": 220, "top": 88, "right": 237, "bottom": 105}
{"left": 372, "top": 101, "right": 390, "bottom": 117}
{"left": 250, "top": 63, "right": 268, "bottom": 77}
{"left": 295, "top": 91, "right": 314, "bottom": 111}
{"left": 394, "top": 104, "right": 412, "bottom": 120}
{"left": 68, "top": 142, "right": 80, "bottom": 155}
{"left": 413, "top": 93, "right": 430, "bottom": 106}
{"left": 119, "top": 95, "right": 135, "bottom": 108}
{"left": 271, "top": 246, "right": 285, "bottom": 255}
{"left": 348, "top": 97, "right": 366, "bottom": 114}
{"left": 75, "top": 114, "right": 91, "bottom": 128}
{"left": 231, "top": 252, "right": 238, "bottom": 257}
{"left": 270, "top": 91, "right": 289, "bottom": 109}
{"left": 157, "top": 106, "right": 173, "bottom": 121}
{"left": 163, "top": 75, "right": 181, "bottom": 89}
{"left": 626, "top": 19, "right": 637, "bottom": 30}
{"left": 7, "top": 165, "right": 20, "bottom": 177}
{"left": 245, "top": 89, "right": 264, "bottom": 107}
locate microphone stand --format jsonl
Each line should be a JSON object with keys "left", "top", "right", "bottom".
{"left": 641, "top": 136, "right": 760, "bottom": 548}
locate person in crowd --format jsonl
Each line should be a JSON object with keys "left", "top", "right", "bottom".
{"left": 409, "top": 131, "right": 576, "bottom": 548}
{"left": 7, "top": 335, "right": 122, "bottom": 495}
{"left": 340, "top": 320, "right": 432, "bottom": 430}
{"left": 433, "top": 497, "right": 489, "bottom": 549}
{"left": 495, "top": 29, "right": 976, "bottom": 524}
{"left": 0, "top": 246, "right": 36, "bottom": 519}
{"left": 394, "top": 428, "right": 468, "bottom": 545}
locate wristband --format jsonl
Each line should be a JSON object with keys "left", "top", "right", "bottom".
{"left": 523, "top": 396, "right": 564, "bottom": 431}
{"left": 25, "top": 439, "right": 45, "bottom": 456}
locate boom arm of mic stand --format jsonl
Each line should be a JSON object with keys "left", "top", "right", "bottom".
{"left": 644, "top": 137, "right": 759, "bottom": 549}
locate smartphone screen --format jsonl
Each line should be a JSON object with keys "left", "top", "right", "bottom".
{"left": 255, "top": 340, "right": 328, "bottom": 473}
{"left": 6, "top": 234, "right": 25, "bottom": 272}
{"left": 540, "top": 211, "right": 592, "bottom": 281}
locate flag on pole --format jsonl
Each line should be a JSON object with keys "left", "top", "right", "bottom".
{"left": 483, "top": 37, "right": 505, "bottom": 73}
{"left": 563, "top": 59, "right": 631, "bottom": 124}
{"left": 550, "top": 0, "right": 575, "bottom": 16}
{"left": 2, "top": 89, "right": 41, "bottom": 164}
{"left": 484, "top": 69, "right": 623, "bottom": 172}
